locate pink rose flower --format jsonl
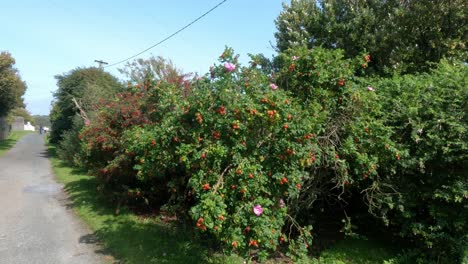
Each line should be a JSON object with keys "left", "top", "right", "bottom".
{"left": 367, "top": 86, "right": 375, "bottom": 92}
{"left": 279, "top": 198, "right": 285, "bottom": 208}
{"left": 253, "top": 205, "right": 263, "bottom": 216}
{"left": 224, "top": 62, "right": 236, "bottom": 72}
{"left": 270, "top": 83, "right": 278, "bottom": 90}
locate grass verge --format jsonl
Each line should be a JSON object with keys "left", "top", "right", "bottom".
{"left": 0, "top": 131, "right": 34, "bottom": 157}
{"left": 315, "top": 237, "right": 399, "bottom": 264}
{"left": 48, "top": 144, "right": 242, "bottom": 264}
{"left": 48, "top": 144, "right": 400, "bottom": 264}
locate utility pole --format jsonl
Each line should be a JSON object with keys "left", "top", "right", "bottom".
{"left": 94, "top": 60, "right": 108, "bottom": 68}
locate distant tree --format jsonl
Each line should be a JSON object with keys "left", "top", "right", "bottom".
{"left": 49, "top": 67, "right": 122, "bottom": 143}
{"left": 119, "top": 56, "right": 191, "bottom": 85}
{"left": 33, "top": 115, "right": 51, "bottom": 127}
{"left": 7, "top": 108, "right": 34, "bottom": 125}
{"left": 275, "top": 0, "right": 467, "bottom": 75}
{"left": 0, "top": 52, "right": 26, "bottom": 116}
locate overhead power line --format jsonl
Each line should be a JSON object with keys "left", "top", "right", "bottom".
{"left": 104, "top": 0, "right": 228, "bottom": 68}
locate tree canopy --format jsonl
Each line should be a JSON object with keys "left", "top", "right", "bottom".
{"left": 0, "top": 52, "right": 26, "bottom": 117}
{"left": 275, "top": 0, "right": 467, "bottom": 75}
{"left": 119, "top": 56, "right": 191, "bottom": 85}
{"left": 33, "top": 115, "right": 51, "bottom": 127}
{"left": 7, "top": 108, "right": 34, "bottom": 125}
{"left": 49, "top": 67, "right": 122, "bottom": 143}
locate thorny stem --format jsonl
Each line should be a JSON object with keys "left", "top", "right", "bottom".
{"left": 212, "top": 164, "right": 232, "bottom": 193}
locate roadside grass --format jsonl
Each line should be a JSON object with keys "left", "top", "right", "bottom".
{"left": 48, "top": 145, "right": 242, "bottom": 264}
{"left": 48, "top": 144, "right": 400, "bottom": 264}
{"left": 0, "top": 131, "right": 34, "bottom": 157}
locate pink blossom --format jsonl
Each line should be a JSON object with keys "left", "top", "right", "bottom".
{"left": 84, "top": 120, "right": 91, "bottom": 126}
{"left": 367, "top": 86, "right": 375, "bottom": 92}
{"left": 279, "top": 198, "right": 285, "bottom": 208}
{"left": 224, "top": 62, "right": 236, "bottom": 72}
{"left": 253, "top": 205, "right": 263, "bottom": 216}
{"left": 292, "top": 56, "right": 299, "bottom": 61}
{"left": 270, "top": 83, "right": 278, "bottom": 90}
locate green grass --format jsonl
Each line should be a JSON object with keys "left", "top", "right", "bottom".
{"left": 48, "top": 145, "right": 242, "bottom": 264}
{"left": 316, "top": 237, "right": 399, "bottom": 264}
{"left": 48, "top": 144, "right": 400, "bottom": 264}
{"left": 0, "top": 131, "right": 34, "bottom": 157}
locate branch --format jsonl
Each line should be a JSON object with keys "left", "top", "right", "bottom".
{"left": 212, "top": 164, "right": 232, "bottom": 193}
{"left": 72, "top": 97, "right": 89, "bottom": 122}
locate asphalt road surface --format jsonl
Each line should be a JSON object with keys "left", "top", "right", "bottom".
{"left": 0, "top": 133, "right": 104, "bottom": 264}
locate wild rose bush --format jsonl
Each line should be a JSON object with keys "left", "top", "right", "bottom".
{"left": 75, "top": 47, "right": 466, "bottom": 262}
{"left": 273, "top": 47, "right": 401, "bottom": 222}
{"left": 123, "top": 48, "right": 316, "bottom": 259}
{"left": 119, "top": 46, "right": 406, "bottom": 260}
{"left": 77, "top": 47, "right": 405, "bottom": 260}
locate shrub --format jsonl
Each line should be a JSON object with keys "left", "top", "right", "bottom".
{"left": 57, "top": 116, "right": 84, "bottom": 166}
{"left": 274, "top": 47, "right": 401, "bottom": 226}
{"left": 123, "top": 48, "right": 316, "bottom": 260}
{"left": 79, "top": 91, "right": 152, "bottom": 195}
{"left": 373, "top": 60, "right": 468, "bottom": 262}
{"left": 122, "top": 47, "right": 403, "bottom": 260}
{"left": 75, "top": 47, "right": 466, "bottom": 262}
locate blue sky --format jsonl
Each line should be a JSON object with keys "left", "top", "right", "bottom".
{"left": 1, "top": 0, "right": 287, "bottom": 115}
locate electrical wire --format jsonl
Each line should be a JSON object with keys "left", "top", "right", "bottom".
{"left": 104, "top": 0, "right": 228, "bottom": 68}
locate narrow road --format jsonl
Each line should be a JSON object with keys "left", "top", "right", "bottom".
{"left": 0, "top": 133, "right": 104, "bottom": 264}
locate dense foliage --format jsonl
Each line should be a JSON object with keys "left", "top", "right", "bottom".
{"left": 49, "top": 45, "right": 466, "bottom": 262}
{"left": 372, "top": 60, "right": 467, "bottom": 263}
{"left": 49, "top": 67, "right": 122, "bottom": 143}
{"left": 0, "top": 52, "right": 26, "bottom": 117}
{"left": 48, "top": 3, "right": 466, "bottom": 261}
{"left": 275, "top": 0, "right": 467, "bottom": 75}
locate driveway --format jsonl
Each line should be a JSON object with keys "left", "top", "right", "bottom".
{"left": 0, "top": 133, "right": 104, "bottom": 264}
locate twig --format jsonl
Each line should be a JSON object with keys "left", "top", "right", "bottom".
{"left": 212, "top": 164, "right": 232, "bottom": 193}
{"left": 256, "top": 133, "right": 272, "bottom": 148}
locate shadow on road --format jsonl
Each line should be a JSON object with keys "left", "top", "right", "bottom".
{"left": 37, "top": 150, "right": 52, "bottom": 158}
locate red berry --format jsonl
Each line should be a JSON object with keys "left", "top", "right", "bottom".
{"left": 280, "top": 177, "right": 288, "bottom": 185}
{"left": 364, "top": 54, "right": 371, "bottom": 62}
{"left": 213, "top": 131, "right": 220, "bottom": 140}
{"left": 337, "top": 79, "right": 346, "bottom": 86}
